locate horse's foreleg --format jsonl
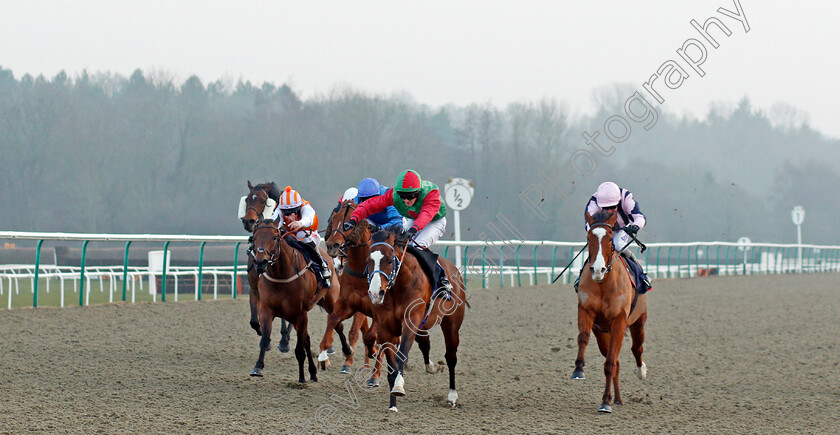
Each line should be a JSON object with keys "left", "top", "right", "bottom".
{"left": 294, "top": 316, "right": 313, "bottom": 383}
{"left": 573, "top": 305, "right": 595, "bottom": 380}
{"left": 318, "top": 303, "right": 349, "bottom": 371}
{"left": 278, "top": 319, "right": 292, "bottom": 353}
{"left": 599, "top": 315, "right": 627, "bottom": 413}
{"left": 441, "top": 317, "right": 461, "bottom": 408}
{"left": 248, "top": 268, "right": 260, "bottom": 335}
{"left": 250, "top": 307, "right": 273, "bottom": 377}
{"left": 417, "top": 334, "right": 440, "bottom": 374}
{"left": 383, "top": 338, "right": 400, "bottom": 412}
{"left": 304, "top": 329, "right": 318, "bottom": 382}
{"left": 362, "top": 323, "right": 380, "bottom": 387}
{"left": 630, "top": 313, "right": 647, "bottom": 380}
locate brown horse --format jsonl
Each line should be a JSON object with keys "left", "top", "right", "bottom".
{"left": 241, "top": 181, "right": 292, "bottom": 352}
{"left": 322, "top": 201, "right": 384, "bottom": 383}
{"left": 249, "top": 217, "right": 349, "bottom": 382}
{"left": 367, "top": 230, "right": 467, "bottom": 412}
{"left": 572, "top": 210, "right": 648, "bottom": 413}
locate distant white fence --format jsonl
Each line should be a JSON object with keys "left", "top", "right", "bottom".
{"left": 1, "top": 231, "right": 839, "bottom": 308}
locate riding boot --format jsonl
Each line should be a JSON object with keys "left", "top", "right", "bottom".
{"left": 621, "top": 251, "right": 652, "bottom": 294}
{"left": 305, "top": 241, "right": 331, "bottom": 288}
{"left": 433, "top": 263, "right": 453, "bottom": 299}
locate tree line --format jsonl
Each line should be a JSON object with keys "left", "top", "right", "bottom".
{"left": 1, "top": 68, "right": 838, "bottom": 244}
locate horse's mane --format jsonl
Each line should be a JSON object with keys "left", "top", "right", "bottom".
{"left": 591, "top": 210, "right": 613, "bottom": 225}
{"left": 253, "top": 182, "right": 280, "bottom": 201}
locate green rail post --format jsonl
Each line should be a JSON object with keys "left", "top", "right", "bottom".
{"left": 515, "top": 245, "right": 522, "bottom": 287}
{"left": 676, "top": 247, "right": 682, "bottom": 278}
{"left": 569, "top": 247, "right": 575, "bottom": 284}
{"left": 533, "top": 246, "right": 539, "bottom": 286}
{"left": 666, "top": 247, "right": 673, "bottom": 278}
{"left": 197, "top": 242, "right": 206, "bottom": 301}
{"left": 161, "top": 241, "right": 170, "bottom": 302}
{"left": 694, "top": 246, "right": 699, "bottom": 277}
{"left": 33, "top": 240, "right": 44, "bottom": 308}
{"left": 715, "top": 245, "right": 721, "bottom": 275}
{"left": 481, "top": 246, "right": 487, "bottom": 289}
{"left": 550, "top": 246, "right": 558, "bottom": 284}
{"left": 443, "top": 246, "right": 450, "bottom": 261}
{"left": 724, "top": 246, "right": 731, "bottom": 276}
{"left": 462, "top": 246, "right": 469, "bottom": 286}
{"left": 79, "top": 240, "right": 90, "bottom": 306}
{"left": 655, "top": 247, "right": 661, "bottom": 279}
{"left": 233, "top": 242, "right": 241, "bottom": 298}
{"left": 499, "top": 248, "right": 504, "bottom": 289}
{"left": 122, "top": 241, "right": 132, "bottom": 302}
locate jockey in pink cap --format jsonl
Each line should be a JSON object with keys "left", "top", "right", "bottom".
{"left": 576, "top": 182, "right": 652, "bottom": 293}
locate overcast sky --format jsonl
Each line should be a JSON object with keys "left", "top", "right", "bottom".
{"left": 2, "top": 0, "right": 838, "bottom": 138}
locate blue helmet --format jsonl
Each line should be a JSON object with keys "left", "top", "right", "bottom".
{"left": 357, "top": 178, "right": 381, "bottom": 198}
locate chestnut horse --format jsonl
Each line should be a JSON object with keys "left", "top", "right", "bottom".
{"left": 367, "top": 230, "right": 467, "bottom": 412}
{"left": 323, "top": 201, "right": 385, "bottom": 383}
{"left": 572, "top": 210, "right": 648, "bottom": 413}
{"left": 249, "top": 217, "right": 350, "bottom": 382}
{"left": 241, "top": 181, "right": 292, "bottom": 352}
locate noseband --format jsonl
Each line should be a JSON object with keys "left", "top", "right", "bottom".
{"left": 250, "top": 224, "right": 283, "bottom": 266}
{"left": 368, "top": 241, "right": 402, "bottom": 291}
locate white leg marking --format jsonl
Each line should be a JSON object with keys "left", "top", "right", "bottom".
{"left": 391, "top": 372, "right": 406, "bottom": 395}
{"left": 635, "top": 361, "right": 647, "bottom": 380}
{"left": 318, "top": 350, "right": 329, "bottom": 362}
{"left": 448, "top": 389, "right": 459, "bottom": 407}
{"left": 426, "top": 362, "right": 441, "bottom": 374}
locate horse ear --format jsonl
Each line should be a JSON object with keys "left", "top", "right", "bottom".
{"left": 585, "top": 212, "right": 595, "bottom": 226}
{"left": 248, "top": 180, "right": 254, "bottom": 189}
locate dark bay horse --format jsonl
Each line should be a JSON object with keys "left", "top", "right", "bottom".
{"left": 573, "top": 210, "right": 648, "bottom": 413}
{"left": 322, "top": 201, "right": 384, "bottom": 382}
{"left": 241, "top": 181, "right": 292, "bottom": 352}
{"left": 249, "top": 217, "right": 350, "bottom": 382}
{"left": 367, "top": 230, "right": 467, "bottom": 412}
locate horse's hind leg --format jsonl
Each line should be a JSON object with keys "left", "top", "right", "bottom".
{"left": 250, "top": 306, "right": 273, "bottom": 377}
{"left": 362, "top": 323, "right": 381, "bottom": 387}
{"left": 304, "top": 330, "right": 318, "bottom": 382}
{"left": 441, "top": 316, "right": 462, "bottom": 408}
{"left": 573, "top": 306, "right": 595, "bottom": 380}
{"left": 630, "top": 313, "right": 647, "bottom": 380}
{"left": 417, "top": 334, "right": 441, "bottom": 374}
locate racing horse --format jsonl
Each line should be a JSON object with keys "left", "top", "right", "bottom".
{"left": 572, "top": 210, "right": 648, "bottom": 413}
{"left": 367, "top": 229, "right": 467, "bottom": 412}
{"left": 240, "top": 181, "right": 293, "bottom": 352}
{"left": 248, "top": 217, "right": 350, "bottom": 382}
{"left": 322, "top": 201, "right": 387, "bottom": 383}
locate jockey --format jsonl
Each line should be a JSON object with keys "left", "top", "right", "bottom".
{"left": 576, "top": 181, "right": 651, "bottom": 293}
{"left": 342, "top": 170, "right": 452, "bottom": 294}
{"left": 271, "top": 186, "right": 332, "bottom": 288}
{"left": 354, "top": 178, "right": 404, "bottom": 231}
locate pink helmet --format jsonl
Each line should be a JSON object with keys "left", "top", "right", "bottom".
{"left": 595, "top": 182, "right": 621, "bottom": 207}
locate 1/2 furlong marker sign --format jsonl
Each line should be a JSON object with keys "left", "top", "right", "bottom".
{"left": 444, "top": 178, "right": 474, "bottom": 270}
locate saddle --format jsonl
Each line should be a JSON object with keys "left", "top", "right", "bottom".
{"left": 407, "top": 245, "right": 452, "bottom": 301}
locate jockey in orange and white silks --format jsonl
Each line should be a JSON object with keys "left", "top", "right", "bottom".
{"left": 271, "top": 186, "right": 332, "bottom": 286}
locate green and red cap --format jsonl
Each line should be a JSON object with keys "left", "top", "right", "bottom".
{"left": 394, "top": 170, "right": 422, "bottom": 193}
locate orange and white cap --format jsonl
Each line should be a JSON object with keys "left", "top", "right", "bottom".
{"left": 278, "top": 186, "right": 304, "bottom": 209}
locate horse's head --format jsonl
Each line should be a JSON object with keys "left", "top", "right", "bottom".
{"left": 242, "top": 181, "right": 278, "bottom": 232}
{"left": 251, "top": 217, "right": 283, "bottom": 274}
{"left": 366, "top": 230, "right": 402, "bottom": 305}
{"left": 586, "top": 210, "right": 618, "bottom": 282}
{"left": 325, "top": 199, "right": 363, "bottom": 258}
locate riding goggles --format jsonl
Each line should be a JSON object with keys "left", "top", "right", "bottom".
{"left": 282, "top": 206, "right": 302, "bottom": 216}
{"left": 397, "top": 191, "right": 420, "bottom": 200}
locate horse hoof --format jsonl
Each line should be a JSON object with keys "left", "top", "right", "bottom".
{"left": 277, "top": 341, "right": 290, "bottom": 353}
{"left": 447, "top": 389, "right": 459, "bottom": 408}
{"left": 327, "top": 346, "right": 335, "bottom": 355}
{"left": 571, "top": 370, "right": 586, "bottom": 380}
{"left": 391, "top": 373, "right": 406, "bottom": 396}
{"left": 614, "top": 400, "right": 623, "bottom": 406}
{"left": 425, "top": 362, "right": 442, "bottom": 374}
{"left": 311, "top": 376, "right": 318, "bottom": 382}
{"left": 340, "top": 365, "right": 351, "bottom": 374}
{"left": 388, "top": 406, "right": 398, "bottom": 413}
{"left": 250, "top": 368, "right": 264, "bottom": 377}
{"left": 635, "top": 362, "right": 647, "bottom": 380}
{"left": 367, "top": 377, "right": 380, "bottom": 388}
{"left": 598, "top": 404, "right": 612, "bottom": 413}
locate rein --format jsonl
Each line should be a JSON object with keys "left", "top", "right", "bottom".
{"left": 252, "top": 224, "right": 312, "bottom": 285}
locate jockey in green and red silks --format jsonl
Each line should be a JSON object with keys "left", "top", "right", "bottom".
{"left": 344, "top": 169, "right": 452, "bottom": 293}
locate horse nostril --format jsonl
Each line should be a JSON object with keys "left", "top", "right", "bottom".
{"left": 589, "top": 266, "right": 594, "bottom": 272}
{"left": 379, "top": 290, "right": 385, "bottom": 298}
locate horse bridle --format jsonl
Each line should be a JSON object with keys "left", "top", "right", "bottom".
{"left": 326, "top": 202, "right": 360, "bottom": 258}
{"left": 589, "top": 222, "right": 623, "bottom": 273}
{"left": 250, "top": 223, "right": 285, "bottom": 266}
{"left": 368, "top": 241, "right": 403, "bottom": 292}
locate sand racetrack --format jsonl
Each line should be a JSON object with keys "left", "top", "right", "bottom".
{"left": 2, "top": 273, "right": 839, "bottom": 434}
